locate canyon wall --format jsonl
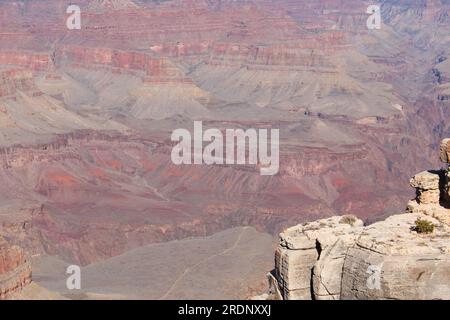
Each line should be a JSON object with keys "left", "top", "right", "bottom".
{"left": 0, "top": 236, "right": 32, "bottom": 299}
{"left": 0, "top": 0, "right": 449, "bottom": 292}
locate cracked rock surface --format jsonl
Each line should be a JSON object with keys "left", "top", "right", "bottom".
{"left": 272, "top": 212, "right": 450, "bottom": 300}
{"left": 270, "top": 141, "right": 450, "bottom": 300}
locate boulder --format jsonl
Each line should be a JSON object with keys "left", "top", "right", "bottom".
{"left": 410, "top": 171, "right": 441, "bottom": 204}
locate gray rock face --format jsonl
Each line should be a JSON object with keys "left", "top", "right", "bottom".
{"left": 271, "top": 212, "right": 450, "bottom": 300}
{"left": 341, "top": 213, "right": 450, "bottom": 300}
{"left": 274, "top": 216, "right": 364, "bottom": 300}
{"left": 440, "top": 138, "right": 450, "bottom": 164}
{"left": 267, "top": 145, "right": 450, "bottom": 300}
{"left": 446, "top": 171, "right": 450, "bottom": 202}
{"left": 407, "top": 170, "right": 450, "bottom": 225}
{"left": 410, "top": 171, "right": 441, "bottom": 205}
{"left": 275, "top": 245, "right": 318, "bottom": 299}
{"left": 439, "top": 138, "right": 450, "bottom": 200}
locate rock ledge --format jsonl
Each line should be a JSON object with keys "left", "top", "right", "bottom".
{"left": 267, "top": 139, "right": 450, "bottom": 300}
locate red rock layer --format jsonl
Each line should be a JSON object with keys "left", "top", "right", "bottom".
{"left": 0, "top": 119, "right": 432, "bottom": 265}
{"left": 0, "top": 52, "right": 50, "bottom": 72}
{"left": 0, "top": 237, "right": 32, "bottom": 300}
{"left": 56, "top": 45, "right": 186, "bottom": 80}
{"left": 0, "top": 69, "right": 36, "bottom": 98}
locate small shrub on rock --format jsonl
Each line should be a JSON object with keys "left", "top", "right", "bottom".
{"left": 339, "top": 215, "right": 357, "bottom": 226}
{"left": 412, "top": 219, "right": 435, "bottom": 234}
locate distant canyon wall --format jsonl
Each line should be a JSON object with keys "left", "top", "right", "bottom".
{"left": 0, "top": 236, "right": 32, "bottom": 300}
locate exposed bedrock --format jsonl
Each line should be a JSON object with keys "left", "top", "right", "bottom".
{"left": 272, "top": 210, "right": 450, "bottom": 300}
{"left": 0, "top": 69, "right": 37, "bottom": 98}
{"left": 440, "top": 139, "right": 450, "bottom": 166}
{"left": 274, "top": 216, "right": 364, "bottom": 300}
{"left": 269, "top": 140, "right": 450, "bottom": 300}
{"left": 0, "top": 128, "right": 429, "bottom": 265}
{"left": 0, "top": 52, "right": 50, "bottom": 72}
{"left": 55, "top": 45, "right": 186, "bottom": 80}
{"left": 0, "top": 0, "right": 449, "bottom": 289}
{"left": 0, "top": 236, "right": 32, "bottom": 300}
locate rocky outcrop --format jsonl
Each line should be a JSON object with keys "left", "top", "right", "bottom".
{"left": 0, "top": 69, "right": 36, "bottom": 98}
{"left": 440, "top": 139, "right": 450, "bottom": 203}
{"left": 0, "top": 236, "right": 32, "bottom": 300}
{"left": 55, "top": 45, "right": 192, "bottom": 85}
{"left": 409, "top": 170, "right": 442, "bottom": 205}
{"left": 271, "top": 211, "right": 450, "bottom": 300}
{"left": 0, "top": 52, "right": 50, "bottom": 72}
{"left": 269, "top": 139, "right": 450, "bottom": 300}
{"left": 88, "top": 0, "right": 138, "bottom": 12}
{"left": 274, "top": 215, "right": 363, "bottom": 300}
{"left": 340, "top": 213, "right": 449, "bottom": 300}
{"left": 440, "top": 139, "right": 450, "bottom": 163}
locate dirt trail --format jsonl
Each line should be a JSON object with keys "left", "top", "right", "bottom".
{"left": 159, "top": 227, "right": 250, "bottom": 300}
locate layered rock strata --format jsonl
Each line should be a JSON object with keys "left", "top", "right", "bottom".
{"left": 0, "top": 236, "right": 32, "bottom": 300}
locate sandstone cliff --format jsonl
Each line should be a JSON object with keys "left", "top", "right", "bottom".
{"left": 0, "top": 236, "right": 32, "bottom": 299}
{"left": 268, "top": 139, "right": 450, "bottom": 300}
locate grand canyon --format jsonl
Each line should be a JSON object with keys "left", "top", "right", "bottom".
{"left": 0, "top": 0, "right": 449, "bottom": 300}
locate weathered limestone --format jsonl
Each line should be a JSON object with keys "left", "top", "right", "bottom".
{"left": 274, "top": 216, "right": 364, "bottom": 300}
{"left": 446, "top": 170, "right": 450, "bottom": 202}
{"left": 440, "top": 138, "right": 450, "bottom": 200}
{"left": 275, "top": 246, "right": 318, "bottom": 299}
{"left": 440, "top": 138, "right": 450, "bottom": 163}
{"left": 312, "top": 237, "right": 355, "bottom": 300}
{"left": 341, "top": 213, "right": 450, "bottom": 300}
{"left": 271, "top": 212, "right": 450, "bottom": 300}
{"left": 409, "top": 171, "right": 441, "bottom": 205}
{"left": 408, "top": 141, "right": 450, "bottom": 225}
{"left": 407, "top": 200, "right": 450, "bottom": 225}
{"left": 0, "top": 236, "right": 32, "bottom": 300}
{"left": 268, "top": 140, "right": 450, "bottom": 300}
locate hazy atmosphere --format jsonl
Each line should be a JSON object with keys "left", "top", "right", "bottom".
{"left": 0, "top": 0, "right": 449, "bottom": 302}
